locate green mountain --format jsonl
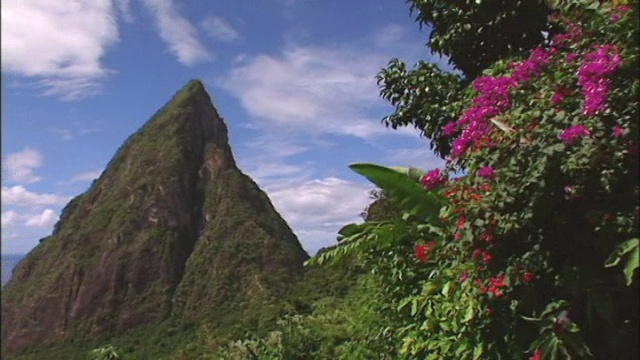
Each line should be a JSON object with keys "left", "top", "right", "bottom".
{"left": 1, "top": 80, "right": 309, "bottom": 358}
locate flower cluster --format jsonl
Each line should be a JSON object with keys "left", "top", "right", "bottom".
{"left": 472, "top": 248, "right": 492, "bottom": 265}
{"left": 476, "top": 275, "right": 506, "bottom": 297}
{"left": 577, "top": 45, "right": 622, "bottom": 115}
{"left": 559, "top": 124, "right": 591, "bottom": 145}
{"left": 477, "top": 165, "right": 496, "bottom": 179}
{"left": 420, "top": 168, "right": 447, "bottom": 190}
{"left": 610, "top": 4, "right": 632, "bottom": 22}
{"left": 445, "top": 47, "right": 556, "bottom": 158}
{"left": 511, "top": 48, "right": 554, "bottom": 83}
{"left": 550, "top": 22, "right": 583, "bottom": 48}
{"left": 415, "top": 241, "right": 436, "bottom": 263}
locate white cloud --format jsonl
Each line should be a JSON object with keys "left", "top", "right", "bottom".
{"left": 237, "top": 134, "right": 311, "bottom": 183}
{"left": 220, "top": 45, "right": 396, "bottom": 139}
{"left": 24, "top": 209, "right": 58, "bottom": 228}
{"left": 201, "top": 15, "right": 240, "bottom": 42}
{"left": 142, "top": 0, "right": 211, "bottom": 65}
{"left": 1, "top": 211, "right": 19, "bottom": 227}
{"left": 1, "top": 0, "right": 119, "bottom": 100}
{"left": 1, "top": 186, "right": 70, "bottom": 207}
{"left": 3, "top": 148, "right": 43, "bottom": 184}
{"left": 264, "top": 176, "right": 373, "bottom": 254}
{"left": 267, "top": 177, "right": 372, "bottom": 228}
{"left": 115, "top": 0, "right": 135, "bottom": 23}
{"left": 70, "top": 169, "right": 103, "bottom": 183}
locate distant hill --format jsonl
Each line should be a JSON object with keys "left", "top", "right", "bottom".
{"left": 1, "top": 80, "right": 309, "bottom": 358}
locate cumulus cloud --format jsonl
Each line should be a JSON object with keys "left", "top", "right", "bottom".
{"left": 201, "top": 15, "right": 240, "bottom": 42}
{"left": 264, "top": 176, "right": 372, "bottom": 253}
{"left": 1, "top": 186, "right": 70, "bottom": 207}
{"left": 1, "top": 0, "right": 119, "bottom": 99}
{"left": 115, "top": 0, "right": 135, "bottom": 23}
{"left": 237, "top": 134, "right": 312, "bottom": 184}
{"left": 24, "top": 209, "right": 58, "bottom": 228}
{"left": 1, "top": 211, "right": 19, "bottom": 227}
{"left": 219, "top": 45, "right": 393, "bottom": 139}
{"left": 3, "top": 148, "right": 43, "bottom": 184}
{"left": 142, "top": 0, "right": 211, "bottom": 65}
{"left": 267, "top": 177, "right": 372, "bottom": 228}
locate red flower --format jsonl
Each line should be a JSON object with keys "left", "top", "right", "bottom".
{"left": 483, "top": 251, "right": 493, "bottom": 264}
{"left": 457, "top": 215, "right": 467, "bottom": 229}
{"left": 530, "top": 349, "right": 542, "bottom": 360}
{"left": 489, "top": 275, "right": 506, "bottom": 297}
{"left": 415, "top": 245, "right": 429, "bottom": 263}
{"left": 522, "top": 272, "right": 535, "bottom": 283}
{"left": 454, "top": 232, "right": 462, "bottom": 241}
{"left": 415, "top": 241, "right": 436, "bottom": 263}
{"left": 480, "top": 231, "right": 495, "bottom": 244}
{"left": 490, "top": 275, "right": 506, "bottom": 287}
{"left": 472, "top": 248, "right": 483, "bottom": 260}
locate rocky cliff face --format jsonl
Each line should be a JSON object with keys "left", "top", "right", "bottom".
{"left": 1, "top": 80, "right": 309, "bottom": 355}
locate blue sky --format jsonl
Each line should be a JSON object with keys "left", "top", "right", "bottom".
{"left": 1, "top": 0, "right": 447, "bottom": 255}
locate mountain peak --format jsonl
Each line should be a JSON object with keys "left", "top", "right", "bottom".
{"left": 2, "top": 81, "right": 309, "bottom": 356}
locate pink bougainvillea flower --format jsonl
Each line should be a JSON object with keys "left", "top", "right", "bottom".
{"left": 478, "top": 166, "right": 496, "bottom": 179}
{"left": 551, "top": 90, "right": 564, "bottom": 105}
{"left": 421, "top": 168, "right": 446, "bottom": 190}
{"left": 618, "top": 4, "right": 632, "bottom": 12}
{"left": 442, "top": 121, "right": 457, "bottom": 136}
{"left": 566, "top": 52, "right": 578, "bottom": 62}
{"left": 559, "top": 124, "right": 591, "bottom": 145}
{"left": 613, "top": 125, "right": 625, "bottom": 137}
{"left": 578, "top": 45, "right": 622, "bottom": 115}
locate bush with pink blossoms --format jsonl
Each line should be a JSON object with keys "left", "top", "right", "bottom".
{"left": 314, "top": 1, "right": 638, "bottom": 359}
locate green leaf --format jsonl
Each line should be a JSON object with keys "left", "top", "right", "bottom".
{"left": 336, "top": 223, "right": 365, "bottom": 239}
{"left": 349, "top": 163, "right": 447, "bottom": 221}
{"left": 462, "top": 305, "right": 475, "bottom": 323}
{"left": 472, "top": 343, "right": 484, "bottom": 360}
{"left": 490, "top": 117, "right": 515, "bottom": 133}
{"left": 604, "top": 238, "right": 639, "bottom": 286}
{"left": 624, "top": 246, "right": 639, "bottom": 286}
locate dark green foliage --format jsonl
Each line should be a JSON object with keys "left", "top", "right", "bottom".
{"left": 408, "top": 0, "right": 554, "bottom": 78}
{"left": 378, "top": 0, "right": 557, "bottom": 157}
{"left": 377, "top": 60, "right": 465, "bottom": 157}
